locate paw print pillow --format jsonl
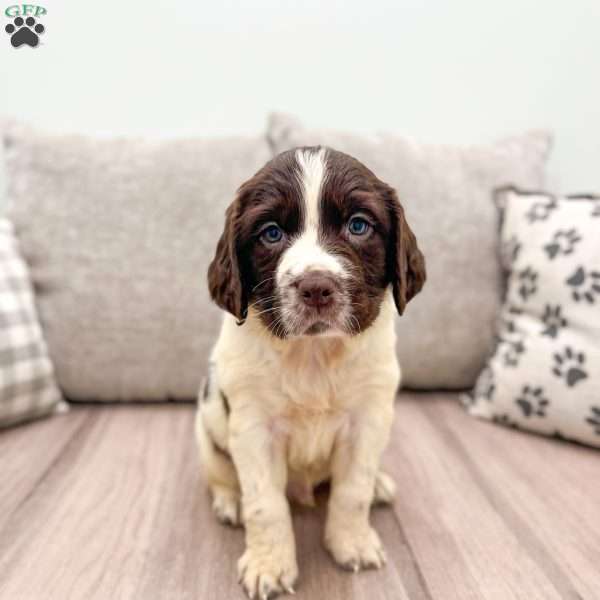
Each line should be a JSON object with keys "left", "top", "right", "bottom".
{"left": 465, "top": 188, "right": 600, "bottom": 448}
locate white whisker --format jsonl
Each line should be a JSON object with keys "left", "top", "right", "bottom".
{"left": 251, "top": 276, "right": 276, "bottom": 292}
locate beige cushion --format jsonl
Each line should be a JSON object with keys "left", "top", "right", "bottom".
{"left": 466, "top": 189, "right": 600, "bottom": 447}
{"left": 0, "top": 219, "right": 64, "bottom": 426}
{"left": 267, "top": 113, "right": 552, "bottom": 389}
{"left": 3, "top": 122, "right": 271, "bottom": 401}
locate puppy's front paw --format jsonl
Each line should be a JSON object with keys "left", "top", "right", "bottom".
{"left": 237, "top": 543, "right": 298, "bottom": 599}
{"left": 325, "top": 525, "right": 386, "bottom": 572}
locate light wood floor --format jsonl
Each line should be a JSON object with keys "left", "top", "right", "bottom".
{"left": 1, "top": 393, "right": 599, "bottom": 600}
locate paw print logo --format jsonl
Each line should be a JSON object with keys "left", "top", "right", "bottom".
{"left": 5, "top": 16, "right": 45, "bottom": 48}
{"left": 552, "top": 346, "right": 588, "bottom": 387}
{"left": 517, "top": 267, "right": 538, "bottom": 301}
{"left": 543, "top": 229, "right": 581, "bottom": 260}
{"left": 515, "top": 385, "right": 549, "bottom": 417}
{"left": 566, "top": 266, "right": 600, "bottom": 303}
{"left": 585, "top": 406, "right": 600, "bottom": 435}
{"left": 501, "top": 235, "right": 521, "bottom": 267}
{"left": 526, "top": 197, "right": 558, "bottom": 223}
{"left": 540, "top": 304, "right": 567, "bottom": 338}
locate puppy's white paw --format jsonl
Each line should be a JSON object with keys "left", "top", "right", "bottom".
{"left": 211, "top": 486, "right": 243, "bottom": 527}
{"left": 237, "top": 543, "right": 298, "bottom": 599}
{"left": 373, "top": 470, "right": 396, "bottom": 505}
{"left": 325, "top": 525, "right": 386, "bottom": 571}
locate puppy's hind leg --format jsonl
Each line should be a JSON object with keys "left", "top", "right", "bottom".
{"left": 201, "top": 432, "right": 243, "bottom": 527}
{"left": 196, "top": 398, "right": 243, "bottom": 527}
{"left": 372, "top": 470, "right": 396, "bottom": 506}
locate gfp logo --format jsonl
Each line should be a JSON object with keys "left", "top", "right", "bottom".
{"left": 4, "top": 4, "right": 46, "bottom": 47}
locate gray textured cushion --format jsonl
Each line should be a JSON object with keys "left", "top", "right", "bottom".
{"left": 268, "top": 113, "right": 552, "bottom": 389}
{"left": 3, "top": 122, "right": 271, "bottom": 401}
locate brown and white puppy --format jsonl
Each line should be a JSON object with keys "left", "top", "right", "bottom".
{"left": 196, "top": 147, "right": 425, "bottom": 599}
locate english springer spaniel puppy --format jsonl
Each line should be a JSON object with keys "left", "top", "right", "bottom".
{"left": 196, "top": 147, "right": 426, "bottom": 599}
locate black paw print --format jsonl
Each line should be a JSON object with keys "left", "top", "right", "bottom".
{"left": 585, "top": 406, "right": 600, "bottom": 435}
{"left": 473, "top": 367, "right": 496, "bottom": 401}
{"left": 566, "top": 266, "right": 600, "bottom": 303}
{"left": 499, "top": 306, "right": 523, "bottom": 334}
{"left": 498, "top": 312, "right": 520, "bottom": 335}
{"left": 502, "top": 319, "right": 517, "bottom": 334}
{"left": 492, "top": 413, "right": 520, "bottom": 428}
{"left": 501, "top": 235, "right": 521, "bottom": 267}
{"left": 543, "top": 229, "right": 581, "bottom": 259}
{"left": 526, "top": 197, "right": 558, "bottom": 223}
{"left": 500, "top": 339, "right": 526, "bottom": 367}
{"left": 552, "top": 346, "right": 588, "bottom": 387}
{"left": 540, "top": 304, "right": 567, "bottom": 338}
{"left": 515, "top": 385, "right": 549, "bottom": 417}
{"left": 496, "top": 310, "right": 526, "bottom": 367}
{"left": 460, "top": 393, "right": 475, "bottom": 407}
{"left": 5, "top": 16, "right": 44, "bottom": 48}
{"left": 517, "top": 267, "right": 538, "bottom": 301}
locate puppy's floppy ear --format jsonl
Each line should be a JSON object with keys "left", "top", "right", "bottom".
{"left": 388, "top": 190, "right": 426, "bottom": 315}
{"left": 207, "top": 197, "right": 248, "bottom": 325}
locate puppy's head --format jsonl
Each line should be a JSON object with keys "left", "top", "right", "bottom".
{"left": 208, "top": 147, "right": 425, "bottom": 338}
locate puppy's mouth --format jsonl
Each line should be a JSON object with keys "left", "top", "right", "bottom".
{"left": 288, "top": 309, "right": 345, "bottom": 337}
{"left": 304, "top": 321, "right": 331, "bottom": 336}
{"left": 278, "top": 271, "right": 352, "bottom": 337}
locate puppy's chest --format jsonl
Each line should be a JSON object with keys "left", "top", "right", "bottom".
{"left": 271, "top": 344, "right": 357, "bottom": 472}
{"left": 278, "top": 409, "right": 350, "bottom": 477}
{"left": 274, "top": 338, "right": 358, "bottom": 410}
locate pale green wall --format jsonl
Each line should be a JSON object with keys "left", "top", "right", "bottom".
{"left": 0, "top": 145, "right": 5, "bottom": 216}
{"left": 1, "top": 0, "right": 599, "bottom": 192}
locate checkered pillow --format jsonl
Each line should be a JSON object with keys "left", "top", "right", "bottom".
{"left": 0, "top": 219, "right": 63, "bottom": 428}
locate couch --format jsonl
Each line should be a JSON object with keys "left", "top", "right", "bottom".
{"left": 1, "top": 116, "right": 599, "bottom": 600}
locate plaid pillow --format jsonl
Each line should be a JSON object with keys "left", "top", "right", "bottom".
{"left": 0, "top": 219, "right": 64, "bottom": 428}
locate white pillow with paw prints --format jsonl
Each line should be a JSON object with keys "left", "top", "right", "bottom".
{"left": 465, "top": 188, "right": 600, "bottom": 447}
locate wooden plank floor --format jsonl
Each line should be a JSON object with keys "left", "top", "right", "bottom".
{"left": 1, "top": 393, "right": 599, "bottom": 600}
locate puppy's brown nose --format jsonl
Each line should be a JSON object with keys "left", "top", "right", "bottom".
{"left": 297, "top": 273, "right": 336, "bottom": 308}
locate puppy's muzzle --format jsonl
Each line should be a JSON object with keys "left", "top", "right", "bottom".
{"left": 294, "top": 271, "right": 337, "bottom": 309}
{"left": 289, "top": 270, "right": 344, "bottom": 328}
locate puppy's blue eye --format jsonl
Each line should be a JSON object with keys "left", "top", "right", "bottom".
{"left": 348, "top": 216, "right": 370, "bottom": 236}
{"left": 261, "top": 223, "right": 283, "bottom": 244}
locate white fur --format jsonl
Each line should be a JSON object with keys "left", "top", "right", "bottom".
{"left": 296, "top": 147, "right": 325, "bottom": 229}
{"left": 196, "top": 147, "right": 401, "bottom": 597}
{"left": 276, "top": 148, "right": 346, "bottom": 284}
{"left": 196, "top": 292, "right": 400, "bottom": 596}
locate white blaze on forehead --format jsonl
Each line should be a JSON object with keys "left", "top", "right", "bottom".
{"left": 277, "top": 148, "right": 346, "bottom": 282}
{"left": 295, "top": 147, "right": 327, "bottom": 229}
